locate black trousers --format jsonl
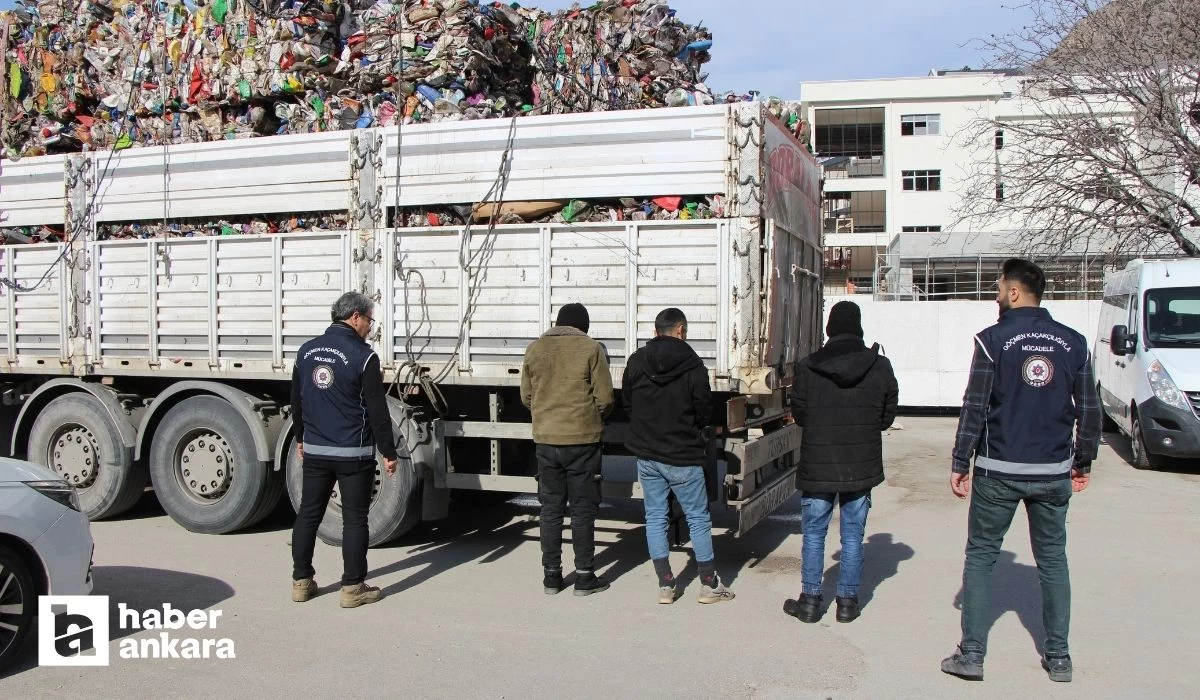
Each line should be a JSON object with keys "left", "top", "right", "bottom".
{"left": 292, "top": 456, "right": 374, "bottom": 586}
{"left": 536, "top": 443, "right": 602, "bottom": 572}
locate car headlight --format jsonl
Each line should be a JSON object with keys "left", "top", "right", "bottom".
{"left": 24, "top": 480, "right": 83, "bottom": 512}
{"left": 1148, "top": 360, "right": 1191, "bottom": 412}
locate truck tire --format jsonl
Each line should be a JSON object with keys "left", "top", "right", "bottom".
{"left": 0, "top": 545, "right": 37, "bottom": 670}
{"left": 1130, "top": 414, "right": 1164, "bottom": 470}
{"left": 285, "top": 438, "right": 422, "bottom": 548}
{"left": 27, "top": 393, "right": 146, "bottom": 520}
{"left": 247, "top": 432, "right": 286, "bottom": 526}
{"left": 148, "top": 395, "right": 275, "bottom": 534}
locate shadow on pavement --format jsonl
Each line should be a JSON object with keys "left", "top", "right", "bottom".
{"left": 353, "top": 490, "right": 800, "bottom": 595}
{"left": 2, "top": 566, "right": 235, "bottom": 679}
{"left": 364, "top": 501, "right": 538, "bottom": 597}
{"left": 824, "top": 532, "right": 916, "bottom": 608}
{"left": 953, "top": 550, "right": 1045, "bottom": 655}
{"left": 95, "top": 566, "right": 237, "bottom": 642}
{"left": 593, "top": 493, "right": 801, "bottom": 590}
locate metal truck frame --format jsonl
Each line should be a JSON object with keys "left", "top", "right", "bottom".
{"left": 0, "top": 104, "right": 823, "bottom": 545}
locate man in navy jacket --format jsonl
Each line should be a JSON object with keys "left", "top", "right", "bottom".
{"left": 290, "top": 292, "right": 398, "bottom": 609}
{"left": 942, "top": 259, "right": 1101, "bottom": 683}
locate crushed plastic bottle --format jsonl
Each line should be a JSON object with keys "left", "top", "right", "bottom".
{"left": 1, "top": 0, "right": 719, "bottom": 159}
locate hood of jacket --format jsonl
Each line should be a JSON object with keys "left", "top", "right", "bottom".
{"left": 805, "top": 335, "right": 882, "bottom": 388}
{"left": 542, "top": 325, "right": 588, "bottom": 338}
{"left": 641, "top": 336, "right": 703, "bottom": 384}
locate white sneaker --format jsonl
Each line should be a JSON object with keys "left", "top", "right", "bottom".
{"left": 698, "top": 580, "right": 735, "bottom": 604}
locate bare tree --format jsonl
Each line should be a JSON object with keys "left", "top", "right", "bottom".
{"left": 952, "top": 0, "right": 1200, "bottom": 259}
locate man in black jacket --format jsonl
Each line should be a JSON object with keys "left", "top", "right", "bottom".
{"left": 783, "top": 300, "right": 899, "bottom": 624}
{"left": 623, "top": 308, "right": 734, "bottom": 605}
{"left": 290, "top": 291, "right": 398, "bottom": 609}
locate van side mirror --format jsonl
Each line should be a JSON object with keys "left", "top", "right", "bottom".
{"left": 1110, "top": 325, "right": 1133, "bottom": 356}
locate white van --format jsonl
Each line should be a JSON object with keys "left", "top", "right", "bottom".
{"left": 1095, "top": 258, "right": 1200, "bottom": 467}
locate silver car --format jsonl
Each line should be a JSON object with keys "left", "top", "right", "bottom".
{"left": 0, "top": 457, "right": 95, "bottom": 670}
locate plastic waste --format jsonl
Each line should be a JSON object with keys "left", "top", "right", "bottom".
{"left": 1, "top": 0, "right": 719, "bottom": 159}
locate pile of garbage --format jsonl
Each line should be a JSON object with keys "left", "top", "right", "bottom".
{"left": 399, "top": 193, "right": 727, "bottom": 227}
{"left": 1, "top": 0, "right": 720, "bottom": 159}
{"left": 0, "top": 224, "right": 64, "bottom": 244}
{"left": 0, "top": 194, "right": 727, "bottom": 242}
{"left": 94, "top": 210, "right": 351, "bottom": 239}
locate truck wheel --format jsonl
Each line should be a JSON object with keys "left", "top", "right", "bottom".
{"left": 27, "top": 393, "right": 146, "bottom": 520}
{"left": 149, "top": 395, "right": 274, "bottom": 534}
{"left": 285, "top": 438, "right": 422, "bottom": 548}
{"left": 0, "top": 545, "right": 36, "bottom": 670}
{"left": 1130, "top": 414, "right": 1164, "bottom": 470}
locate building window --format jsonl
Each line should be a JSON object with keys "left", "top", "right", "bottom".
{"left": 994, "top": 129, "right": 1004, "bottom": 150}
{"left": 996, "top": 182, "right": 1005, "bottom": 201}
{"left": 901, "top": 114, "right": 941, "bottom": 136}
{"left": 822, "top": 191, "right": 886, "bottom": 233}
{"left": 902, "top": 169, "right": 941, "bottom": 191}
{"left": 1083, "top": 182, "right": 1117, "bottom": 200}
{"left": 901, "top": 225, "right": 942, "bottom": 233}
{"left": 814, "top": 107, "right": 885, "bottom": 159}
{"left": 1082, "top": 126, "right": 1121, "bottom": 150}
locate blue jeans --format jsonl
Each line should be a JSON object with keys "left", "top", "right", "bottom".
{"left": 801, "top": 490, "right": 872, "bottom": 598}
{"left": 960, "top": 474, "right": 1072, "bottom": 657}
{"left": 637, "top": 459, "right": 714, "bottom": 563}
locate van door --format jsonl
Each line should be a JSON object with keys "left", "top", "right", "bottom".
{"left": 1112, "top": 292, "right": 1141, "bottom": 432}
{"left": 1095, "top": 299, "right": 1115, "bottom": 398}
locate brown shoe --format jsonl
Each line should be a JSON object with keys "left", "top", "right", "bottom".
{"left": 292, "top": 578, "right": 318, "bottom": 603}
{"left": 340, "top": 582, "right": 383, "bottom": 608}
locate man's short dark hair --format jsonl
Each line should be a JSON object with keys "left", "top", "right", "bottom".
{"left": 331, "top": 291, "right": 374, "bottom": 323}
{"left": 1002, "top": 258, "right": 1046, "bottom": 301}
{"left": 655, "top": 308, "right": 688, "bottom": 335}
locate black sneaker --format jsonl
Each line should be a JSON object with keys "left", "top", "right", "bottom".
{"left": 573, "top": 571, "right": 610, "bottom": 596}
{"left": 835, "top": 596, "right": 860, "bottom": 623}
{"left": 941, "top": 646, "right": 985, "bottom": 681}
{"left": 782, "top": 593, "right": 823, "bottom": 623}
{"left": 543, "top": 569, "right": 564, "bottom": 595}
{"left": 1042, "top": 654, "right": 1073, "bottom": 682}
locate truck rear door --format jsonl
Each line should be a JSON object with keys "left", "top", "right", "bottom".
{"left": 722, "top": 115, "right": 821, "bottom": 536}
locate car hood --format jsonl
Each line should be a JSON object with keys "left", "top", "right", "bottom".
{"left": 1151, "top": 348, "right": 1200, "bottom": 392}
{"left": 0, "top": 456, "right": 61, "bottom": 483}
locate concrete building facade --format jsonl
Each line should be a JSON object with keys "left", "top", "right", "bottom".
{"left": 801, "top": 69, "right": 1126, "bottom": 300}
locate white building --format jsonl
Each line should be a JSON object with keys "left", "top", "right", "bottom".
{"left": 800, "top": 68, "right": 1120, "bottom": 300}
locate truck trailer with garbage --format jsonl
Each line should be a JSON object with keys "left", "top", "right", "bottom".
{"left": 0, "top": 103, "right": 823, "bottom": 544}
{"left": 0, "top": 1, "right": 823, "bottom": 545}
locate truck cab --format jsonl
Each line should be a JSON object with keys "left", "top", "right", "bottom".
{"left": 1096, "top": 258, "right": 1200, "bottom": 468}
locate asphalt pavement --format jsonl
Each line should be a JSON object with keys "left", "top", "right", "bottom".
{"left": 5, "top": 417, "right": 1198, "bottom": 698}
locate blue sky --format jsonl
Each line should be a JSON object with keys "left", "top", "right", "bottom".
{"left": 0, "top": 0, "right": 1032, "bottom": 97}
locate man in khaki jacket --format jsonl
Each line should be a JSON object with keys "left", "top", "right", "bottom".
{"left": 521, "top": 303, "right": 615, "bottom": 596}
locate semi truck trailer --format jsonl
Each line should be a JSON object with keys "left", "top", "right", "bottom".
{"left": 0, "top": 103, "right": 823, "bottom": 545}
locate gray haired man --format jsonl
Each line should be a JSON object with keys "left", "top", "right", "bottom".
{"left": 291, "top": 292, "right": 398, "bottom": 608}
